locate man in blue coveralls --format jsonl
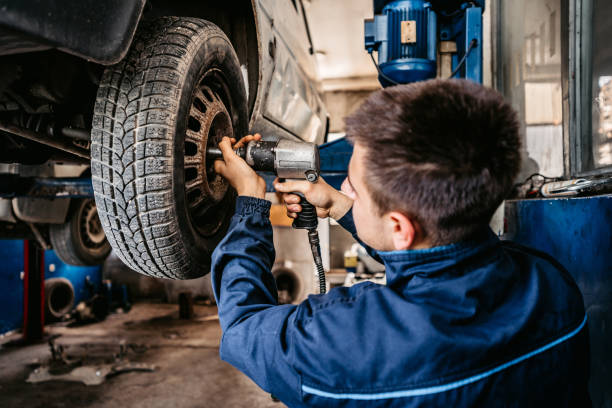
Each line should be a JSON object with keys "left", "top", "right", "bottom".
{"left": 211, "top": 79, "right": 590, "bottom": 407}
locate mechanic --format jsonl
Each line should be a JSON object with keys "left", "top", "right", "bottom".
{"left": 210, "top": 79, "right": 590, "bottom": 407}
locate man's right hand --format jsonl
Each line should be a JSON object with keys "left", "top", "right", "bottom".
{"left": 274, "top": 177, "right": 353, "bottom": 220}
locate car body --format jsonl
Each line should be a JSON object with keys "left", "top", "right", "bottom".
{"left": 0, "top": 0, "right": 328, "bottom": 275}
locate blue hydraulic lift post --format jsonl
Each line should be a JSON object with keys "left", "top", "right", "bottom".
{"left": 464, "top": 6, "right": 483, "bottom": 83}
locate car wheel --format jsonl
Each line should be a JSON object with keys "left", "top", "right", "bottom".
{"left": 91, "top": 17, "right": 247, "bottom": 279}
{"left": 49, "top": 198, "right": 111, "bottom": 265}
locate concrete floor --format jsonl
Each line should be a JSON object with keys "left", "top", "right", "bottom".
{"left": 0, "top": 302, "right": 285, "bottom": 408}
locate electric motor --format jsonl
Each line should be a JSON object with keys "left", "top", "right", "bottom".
{"left": 365, "top": 0, "right": 437, "bottom": 85}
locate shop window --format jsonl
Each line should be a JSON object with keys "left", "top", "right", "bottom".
{"left": 577, "top": 0, "right": 612, "bottom": 173}
{"left": 497, "top": 0, "right": 564, "bottom": 179}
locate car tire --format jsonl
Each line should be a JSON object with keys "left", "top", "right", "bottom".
{"left": 272, "top": 266, "right": 303, "bottom": 304}
{"left": 49, "top": 198, "right": 112, "bottom": 265}
{"left": 91, "top": 17, "right": 247, "bottom": 279}
{"left": 44, "top": 278, "right": 75, "bottom": 321}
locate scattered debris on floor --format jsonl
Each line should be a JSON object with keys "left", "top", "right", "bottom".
{"left": 26, "top": 335, "right": 156, "bottom": 385}
{"left": 1, "top": 303, "right": 281, "bottom": 408}
{"left": 27, "top": 361, "right": 156, "bottom": 386}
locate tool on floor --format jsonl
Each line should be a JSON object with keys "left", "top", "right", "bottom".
{"left": 27, "top": 337, "right": 156, "bottom": 386}
{"left": 208, "top": 139, "right": 326, "bottom": 294}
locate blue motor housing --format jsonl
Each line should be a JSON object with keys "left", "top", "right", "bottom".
{"left": 365, "top": 0, "right": 437, "bottom": 86}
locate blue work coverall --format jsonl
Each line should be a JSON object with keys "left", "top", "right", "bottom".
{"left": 211, "top": 196, "right": 590, "bottom": 407}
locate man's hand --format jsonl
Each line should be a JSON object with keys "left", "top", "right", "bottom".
{"left": 214, "top": 134, "right": 266, "bottom": 199}
{"left": 274, "top": 177, "right": 353, "bottom": 220}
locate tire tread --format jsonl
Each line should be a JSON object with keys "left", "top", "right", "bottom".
{"left": 91, "top": 17, "right": 232, "bottom": 278}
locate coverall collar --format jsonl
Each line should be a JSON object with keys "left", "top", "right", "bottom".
{"left": 377, "top": 227, "right": 501, "bottom": 287}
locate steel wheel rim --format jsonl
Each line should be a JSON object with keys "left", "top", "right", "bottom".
{"left": 184, "top": 70, "right": 235, "bottom": 237}
{"left": 81, "top": 200, "right": 106, "bottom": 248}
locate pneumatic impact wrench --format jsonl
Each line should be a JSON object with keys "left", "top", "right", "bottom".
{"left": 207, "top": 139, "right": 326, "bottom": 294}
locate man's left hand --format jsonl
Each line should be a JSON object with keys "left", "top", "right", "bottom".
{"left": 213, "top": 134, "right": 266, "bottom": 199}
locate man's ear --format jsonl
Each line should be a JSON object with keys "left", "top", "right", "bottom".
{"left": 386, "top": 211, "right": 417, "bottom": 250}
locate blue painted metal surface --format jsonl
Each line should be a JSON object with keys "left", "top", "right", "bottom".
{"left": 318, "top": 138, "right": 353, "bottom": 190}
{"left": 0, "top": 240, "right": 102, "bottom": 335}
{"left": 365, "top": 0, "right": 438, "bottom": 85}
{"left": 0, "top": 177, "right": 94, "bottom": 198}
{"left": 503, "top": 195, "right": 612, "bottom": 404}
{"left": 463, "top": 6, "right": 482, "bottom": 82}
{"left": 379, "top": 0, "right": 437, "bottom": 84}
{"left": 45, "top": 250, "right": 103, "bottom": 306}
{"left": 0, "top": 240, "right": 25, "bottom": 335}
{"left": 365, "top": 1, "right": 484, "bottom": 86}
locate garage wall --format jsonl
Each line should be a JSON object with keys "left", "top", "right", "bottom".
{"left": 303, "top": 0, "right": 380, "bottom": 133}
{"left": 323, "top": 90, "right": 374, "bottom": 133}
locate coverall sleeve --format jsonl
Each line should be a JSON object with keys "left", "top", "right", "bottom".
{"left": 336, "top": 207, "right": 383, "bottom": 263}
{"left": 210, "top": 196, "right": 303, "bottom": 403}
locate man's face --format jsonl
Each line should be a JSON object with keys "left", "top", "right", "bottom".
{"left": 341, "top": 143, "right": 394, "bottom": 251}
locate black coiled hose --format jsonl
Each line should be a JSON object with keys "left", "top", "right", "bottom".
{"left": 292, "top": 194, "right": 326, "bottom": 294}
{"left": 308, "top": 230, "right": 326, "bottom": 294}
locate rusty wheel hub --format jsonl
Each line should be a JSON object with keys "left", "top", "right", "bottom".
{"left": 184, "top": 84, "right": 233, "bottom": 236}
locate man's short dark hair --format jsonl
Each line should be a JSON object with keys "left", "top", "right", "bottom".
{"left": 345, "top": 79, "right": 520, "bottom": 245}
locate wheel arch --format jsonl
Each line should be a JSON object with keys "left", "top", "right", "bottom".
{"left": 144, "top": 0, "right": 261, "bottom": 121}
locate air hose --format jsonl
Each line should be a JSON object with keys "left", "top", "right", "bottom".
{"left": 308, "top": 230, "right": 326, "bottom": 294}
{"left": 292, "top": 193, "right": 326, "bottom": 294}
